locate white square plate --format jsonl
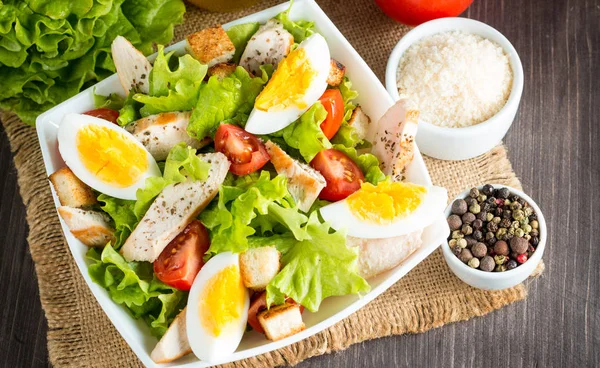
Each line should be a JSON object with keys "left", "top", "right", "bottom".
{"left": 36, "top": 0, "right": 450, "bottom": 366}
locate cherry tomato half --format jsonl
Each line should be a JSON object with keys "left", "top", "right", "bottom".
{"left": 83, "top": 108, "right": 119, "bottom": 124}
{"left": 311, "top": 149, "right": 365, "bottom": 202}
{"left": 153, "top": 220, "right": 210, "bottom": 291}
{"left": 215, "top": 124, "right": 270, "bottom": 176}
{"left": 247, "top": 292, "right": 305, "bottom": 334}
{"left": 318, "top": 89, "right": 344, "bottom": 140}
{"left": 374, "top": 0, "right": 474, "bottom": 26}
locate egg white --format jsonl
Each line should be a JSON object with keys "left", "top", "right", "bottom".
{"left": 320, "top": 185, "right": 448, "bottom": 238}
{"left": 245, "top": 33, "right": 331, "bottom": 135}
{"left": 57, "top": 113, "right": 160, "bottom": 200}
{"left": 186, "top": 252, "right": 250, "bottom": 363}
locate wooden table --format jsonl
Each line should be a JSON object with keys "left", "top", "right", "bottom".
{"left": 1, "top": 0, "right": 598, "bottom": 366}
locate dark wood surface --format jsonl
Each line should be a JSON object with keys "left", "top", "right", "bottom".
{"left": 1, "top": 0, "right": 598, "bottom": 367}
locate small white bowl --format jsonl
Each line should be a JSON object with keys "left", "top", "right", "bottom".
{"left": 441, "top": 185, "right": 546, "bottom": 290}
{"left": 385, "top": 18, "right": 524, "bottom": 160}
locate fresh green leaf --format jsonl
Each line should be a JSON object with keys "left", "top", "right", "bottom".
{"left": 117, "top": 90, "right": 141, "bottom": 126}
{"left": 274, "top": 1, "right": 315, "bottom": 42}
{"left": 280, "top": 102, "right": 331, "bottom": 163}
{"left": 266, "top": 213, "right": 370, "bottom": 312}
{"left": 93, "top": 89, "right": 125, "bottom": 110}
{"left": 333, "top": 144, "right": 387, "bottom": 185}
{"left": 226, "top": 22, "right": 260, "bottom": 63}
{"left": 187, "top": 66, "right": 268, "bottom": 140}
{"left": 87, "top": 244, "right": 186, "bottom": 337}
{"left": 97, "top": 194, "right": 137, "bottom": 249}
{"left": 331, "top": 77, "right": 362, "bottom": 148}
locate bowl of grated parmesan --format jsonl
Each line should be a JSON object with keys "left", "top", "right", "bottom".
{"left": 385, "top": 18, "right": 524, "bottom": 160}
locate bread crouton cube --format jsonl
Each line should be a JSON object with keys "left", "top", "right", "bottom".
{"left": 58, "top": 206, "right": 116, "bottom": 247}
{"left": 327, "top": 58, "right": 346, "bottom": 86}
{"left": 258, "top": 303, "right": 305, "bottom": 341}
{"left": 347, "top": 106, "right": 371, "bottom": 142}
{"left": 207, "top": 63, "right": 238, "bottom": 80}
{"left": 239, "top": 246, "right": 280, "bottom": 291}
{"left": 49, "top": 167, "right": 97, "bottom": 208}
{"left": 186, "top": 26, "right": 235, "bottom": 67}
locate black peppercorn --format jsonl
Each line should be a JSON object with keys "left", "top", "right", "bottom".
{"left": 529, "top": 213, "right": 538, "bottom": 221}
{"left": 481, "top": 202, "right": 492, "bottom": 212}
{"left": 476, "top": 211, "right": 488, "bottom": 221}
{"left": 507, "top": 259, "right": 518, "bottom": 270}
{"left": 461, "top": 212, "right": 476, "bottom": 224}
{"left": 473, "top": 230, "right": 483, "bottom": 241}
{"left": 518, "top": 198, "right": 526, "bottom": 206}
{"left": 451, "top": 199, "right": 468, "bottom": 215}
{"left": 486, "top": 197, "right": 497, "bottom": 206}
{"left": 502, "top": 209, "right": 512, "bottom": 219}
{"left": 510, "top": 194, "right": 520, "bottom": 202}
{"left": 452, "top": 245, "right": 463, "bottom": 257}
{"left": 496, "top": 187, "right": 510, "bottom": 199}
{"left": 486, "top": 221, "right": 499, "bottom": 233}
{"left": 472, "top": 219, "right": 483, "bottom": 229}
{"left": 500, "top": 218, "right": 512, "bottom": 228}
{"left": 486, "top": 236, "right": 497, "bottom": 246}
{"left": 465, "top": 236, "right": 477, "bottom": 247}
{"left": 447, "top": 214, "right": 462, "bottom": 231}
{"left": 531, "top": 236, "right": 539, "bottom": 247}
{"left": 482, "top": 184, "right": 495, "bottom": 196}
{"left": 495, "top": 207, "right": 504, "bottom": 216}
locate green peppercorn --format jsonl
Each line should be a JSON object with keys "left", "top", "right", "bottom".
{"left": 511, "top": 221, "right": 520, "bottom": 229}
{"left": 494, "top": 255, "right": 507, "bottom": 265}
{"left": 531, "top": 220, "right": 539, "bottom": 229}
{"left": 524, "top": 234, "right": 531, "bottom": 240}
{"left": 468, "top": 257, "right": 480, "bottom": 269}
{"left": 523, "top": 224, "right": 532, "bottom": 233}
{"left": 492, "top": 216, "right": 501, "bottom": 224}
{"left": 469, "top": 203, "right": 481, "bottom": 214}
{"left": 457, "top": 238, "right": 468, "bottom": 248}
{"left": 451, "top": 230, "right": 464, "bottom": 239}
{"left": 524, "top": 207, "right": 534, "bottom": 216}
{"left": 472, "top": 242, "right": 487, "bottom": 258}
{"left": 480, "top": 256, "right": 495, "bottom": 272}
{"left": 447, "top": 214, "right": 462, "bottom": 231}
{"left": 477, "top": 194, "right": 487, "bottom": 203}
{"left": 495, "top": 264, "right": 507, "bottom": 272}
{"left": 496, "top": 228, "right": 507, "bottom": 239}
{"left": 519, "top": 218, "right": 529, "bottom": 227}
{"left": 469, "top": 187, "right": 480, "bottom": 198}
{"left": 461, "top": 224, "right": 473, "bottom": 235}
{"left": 515, "top": 228, "right": 525, "bottom": 237}
{"left": 486, "top": 231, "right": 495, "bottom": 240}
{"left": 513, "top": 209, "right": 525, "bottom": 221}
{"left": 504, "top": 199, "right": 511, "bottom": 206}
{"left": 510, "top": 201, "right": 523, "bottom": 211}
{"left": 449, "top": 239, "right": 457, "bottom": 247}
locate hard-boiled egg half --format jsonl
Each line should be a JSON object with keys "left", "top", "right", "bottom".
{"left": 186, "top": 251, "right": 250, "bottom": 363}
{"left": 57, "top": 113, "right": 160, "bottom": 200}
{"left": 244, "top": 33, "right": 331, "bottom": 135}
{"left": 320, "top": 181, "right": 448, "bottom": 238}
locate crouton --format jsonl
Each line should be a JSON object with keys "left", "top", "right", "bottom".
{"left": 258, "top": 303, "right": 305, "bottom": 341}
{"left": 239, "top": 246, "right": 280, "bottom": 291}
{"left": 151, "top": 307, "right": 191, "bottom": 363}
{"left": 57, "top": 206, "right": 116, "bottom": 247}
{"left": 347, "top": 229, "right": 423, "bottom": 279}
{"left": 207, "top": 63, "right": 237, "bottom": 80}
{"left": 265, "top": 141, "right": 326, "bottom": 212}
{"left": 326, "top": 58, "right": 346, "bottom": 86}
{"left": 240, "top": 19, "right": 294, "bottom": 75}
{"left": 186, "top": 26, "right": 235, "bottom": 67}
{"left": 49, "top": 167, "right": 97, "bottom": 208}
{"left": 347, "top": 106, "right": 371, "bottom": 143}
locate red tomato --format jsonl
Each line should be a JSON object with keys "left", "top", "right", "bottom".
{"left": 374, "top": 0, "right": 474, "bottom": 26}
{"left": 214, "top": 124, "right": 270, "bottom": 176}
{"left": 310, "top": 149, "right": 365, "bottom": 202}
{"left": 318, "top": 89, "right": 344, "bottom": 140}
{"left": 153, "top": 220, "right": 210, "bottom": 291}
{"left": 83, "top": 108, "right": 119, "bottom": 124}
{"left": 247, "top": 292, "right": 305, "bottom": 334}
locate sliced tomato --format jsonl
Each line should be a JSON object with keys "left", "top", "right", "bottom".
{"left": 318, "top": 89, "right": 344, "bottom": 140}
{"left": 153, "top": 220, "right": 210, "bottom": 291}
{"left": 311, "top": 149, "right": 365, "bottom": 201}
{"left": 83, "top": 108, "right": 119, "bottom": 124}
{"left": 247, "top": 292, "right": 305, "bottom": 334}
{"left": 215, "top": 124, "right": 270, "bottom": 176}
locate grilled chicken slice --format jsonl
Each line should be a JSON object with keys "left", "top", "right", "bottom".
{"left": 58, "top": 206, "right": 116, "bottom": 247}
{"left": 126, "top": 111, "right": 210, "bottom": 161}
{"left": 240, "top": 19, "right": 294, "bottom": 75}
{"left": 121, "top": 153, "right": 230, "bottom": 262}
{"left": 347, "top": 230, "right": 423, "bottom": 280}
{"left": 265, "top": 141, "right": 326, "bottom": 212}
{"left": 111, "top": 36, "right": 152, "bottom": 94}
{"left": 371, "top": 99, "right": 419, "bottom": 181}
{"left": 151, "top": 307, "right": 191, "bottom": 363}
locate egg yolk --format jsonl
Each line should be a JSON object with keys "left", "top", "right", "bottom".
{"left": 346, "top": 181, "right": 427, "bottom": 224}
{"left": 199, "top": 265, "right": 246, "bottom": 337}
{"left": 76, "top": 125, "right": 148, "bottom": 187}
{"left": 255, "top": 47, "right": 316, "bottom": 112}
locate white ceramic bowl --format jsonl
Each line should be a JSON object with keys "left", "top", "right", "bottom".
{"left": 385, "top": 18, "right": 524, "bottom": 161}
{"left": 35, "top": 1, "right": 450, "bottom": 366}
{"left": 441, "top": 185, "right": 545, "bottom": 290}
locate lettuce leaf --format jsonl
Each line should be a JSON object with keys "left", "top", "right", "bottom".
{"left": 187, "top": 66, "right": 268, "bottom": 140}
{"left": 280, "top": 102, "right": 331, "bottom": 163}
{"left": 331, "top": 77, "right": 363, "bottom": 148}
{"left": 0, "top": 0, "right": 186, "bottom": 125}
{"left": 266, "top": 213, "right": 370, "bottom": 312}
{"left": 226, "top": 22, "right": 260, "bottom": 63}
{"left": 94, "top": 89, "right": 125, "bottom": 110}
{"left": 333, "top": 144, "right": 387, "bottom": 185}
{"left": 87, "top": 244, "right": 186, "bottom": 338}
{"left": 134, "top": 45, "right": 208, "bottom": 116}
{"left": 97, "top": 194, "right": 137, "bottom": 249}
{"left": 200, "top": 171, "right": 309, "bottom": 257}
{"left": 134, "top": 142, "right": 210, "bottom": 218}
{"left": 274, "top": 2, "right": 315, "bottom": 43}
{"left": 117, "top": 90, "right": 141, "bottom": 126}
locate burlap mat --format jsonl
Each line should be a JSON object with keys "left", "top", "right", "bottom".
{"left": 0, "top": 0, "right": 541, "bottom": 366}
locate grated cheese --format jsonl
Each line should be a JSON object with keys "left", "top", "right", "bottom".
{"left": 397, "top": 31, "right": 513, "bottom": 128}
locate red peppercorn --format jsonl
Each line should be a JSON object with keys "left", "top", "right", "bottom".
{"left": 496, "top": 198, "right": 505, "bottom": 206}
{"left": 516, "top": 254, "right": 528, "bottom": 264}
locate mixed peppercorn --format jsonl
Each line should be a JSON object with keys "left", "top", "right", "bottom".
{"left": 447, "top": 184, "right": 540, "bottom": 272}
